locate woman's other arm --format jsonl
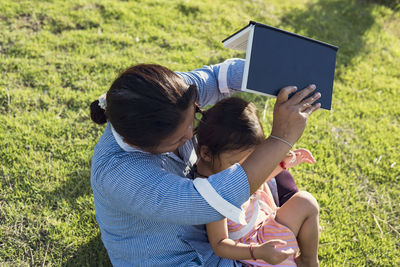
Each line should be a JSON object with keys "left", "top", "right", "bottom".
{"left": 95, "top": 158, "right": 249, "bottom": 225}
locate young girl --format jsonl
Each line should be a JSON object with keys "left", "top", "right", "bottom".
{"left": 194, "top": 97, "right": 320, "bottom": 267}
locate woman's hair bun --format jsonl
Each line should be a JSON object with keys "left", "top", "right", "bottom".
{"left": 90, "top": 100, "right": 107, "bottom": 124}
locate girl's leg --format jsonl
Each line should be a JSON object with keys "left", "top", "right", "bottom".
{"left": 275, "top": 191, "right": 320, "bottom": 267}
{"left": 275, "top": 170, "right": 298, "bottom": 206}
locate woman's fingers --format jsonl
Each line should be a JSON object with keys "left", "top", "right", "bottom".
{"left": 304, "top": 102, "right": 321, "bottom": 115}
{"left": 276, "top": 84, "right": 322, "bottom": 115}
{"left": 292, "top": 85, "right": 322, "bottom": 115}
{"left": 299, "top": 92, "right": 321, "bottom": 112}
{"left": 288, "top": 84, "right": 317, "bottom": 104}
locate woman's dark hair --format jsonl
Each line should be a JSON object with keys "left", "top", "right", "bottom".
{"left": 196, "top": 97, "right": 265, "bottom": 157}
{"left": 90, "top": 64, "right": 198, "bottom": 149}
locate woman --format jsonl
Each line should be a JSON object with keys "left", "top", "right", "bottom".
{"left": 89, "top": 59, "right": 321, "bottom": 266}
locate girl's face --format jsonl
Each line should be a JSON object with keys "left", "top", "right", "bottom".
{"left": 211, "top": 148, "right": 254, "bottom": 174}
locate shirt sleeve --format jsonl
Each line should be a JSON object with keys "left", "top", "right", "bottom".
{"left": 175, "top": 58, "right": 245, "bottom": 107}
{"left": 100, "top": 157, "right": 250, "bottom": 225}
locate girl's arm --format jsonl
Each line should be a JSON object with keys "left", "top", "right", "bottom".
{"left": 206, "top": 219, "right": 294, "bottom": 264}
{"left": 265, "top": 164, "right": 286, "bottom": 183}
{"left": 206, "top": 219, "right": 253, "bottom": 260}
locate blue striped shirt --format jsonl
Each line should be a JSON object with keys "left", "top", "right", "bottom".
{"left": 91, "top": 59, "right": 250, "bottom": 266}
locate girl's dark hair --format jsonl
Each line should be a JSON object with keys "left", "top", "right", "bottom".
{"left": 196, "top": 97, "right": 265, "bottom": 157}
{"left": 90, "top": 64, "right": 198, "bottom": 149}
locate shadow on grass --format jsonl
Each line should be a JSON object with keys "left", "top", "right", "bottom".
{"left": 45, "top": 168, "right": 93, "bottom": 211}
{"left": 361, "top": 0, "right": 400, "bottom": 10}
{"left": 63, "top": 233, "right": 112, "bottom": 267}
{"left": 279, "top": 0, "right": 376, "bottom": 69}
{"left": 41, "top": 167, "right": 112, "bottom": 265}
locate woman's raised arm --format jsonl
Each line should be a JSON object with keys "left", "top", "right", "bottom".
{"left": 176, "top": 58, "right": 245, "bottom": 107}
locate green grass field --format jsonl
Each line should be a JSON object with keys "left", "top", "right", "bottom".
{"left": 0, "top": 0, "right": 399, "bottom": 266}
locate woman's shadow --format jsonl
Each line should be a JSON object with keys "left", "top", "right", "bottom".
{"left": 42, "top": 167, "right": 112, "bottom": 266}
{"left": 63, "top": 233, "right": 112, "bottom": 267}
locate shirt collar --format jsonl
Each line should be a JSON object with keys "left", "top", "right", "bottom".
{"left": 110, "top": 124, "right": 194, "bottom": 164}
{"left": 110, "top": 124, "right": 151, "bottom": 154}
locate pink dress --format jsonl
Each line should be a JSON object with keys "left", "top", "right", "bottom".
{"left": 227, "top": 183, "right": 299, "bottom": 266}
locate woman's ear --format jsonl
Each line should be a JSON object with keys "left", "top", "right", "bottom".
{"left": 199, "top": 145, "right": 213, "bottom": 162}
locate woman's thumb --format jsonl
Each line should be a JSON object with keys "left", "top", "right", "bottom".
{"left": 276, "top": 86, "right": 297, "bottom": 104}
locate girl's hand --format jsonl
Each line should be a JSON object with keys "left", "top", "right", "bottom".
{"left": 282, "top": 148, "right": 316, "bottom": 169}
{"left": 254, "top": 240, "right": 295, "bottom": 265}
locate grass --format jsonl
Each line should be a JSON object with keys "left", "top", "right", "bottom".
{"left": 0, "top": 0, "right": 399, "bottom": 266}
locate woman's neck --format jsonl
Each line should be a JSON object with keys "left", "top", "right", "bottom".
{"left": 195, "top": 159, "right": 215, "bottom": 178}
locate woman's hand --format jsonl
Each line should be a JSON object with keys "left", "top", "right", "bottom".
{"left": 253, "top": 240, "right": 295, "bottom": 265}
{"left": 282, "top": 148, "right": 316, "bottom": 169}
{"left": 271, "top": 85, "right": 321, "bottom": 145}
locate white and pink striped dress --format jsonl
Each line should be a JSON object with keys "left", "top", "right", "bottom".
{"left": 227, "top": 183, "right": 299, "bottom": 266}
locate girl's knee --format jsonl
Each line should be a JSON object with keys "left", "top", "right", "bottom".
{"left": 292, "top": 191, "right": 319, "bottom": 215}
